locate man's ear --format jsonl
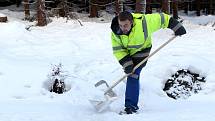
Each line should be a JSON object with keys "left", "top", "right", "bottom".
{"left": 130, "top": 20, "right": 133, "bottom": 26}
{"left": 130, "top": 19, "right": 133, "bottom": 24}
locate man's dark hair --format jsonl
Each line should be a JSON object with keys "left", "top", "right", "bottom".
{"left": 118, "top": 11, "right": 133, "bottom": 22}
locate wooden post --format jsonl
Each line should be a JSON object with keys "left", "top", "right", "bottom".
{"left": 89, "top": 0, "right": 98, "bottom": 17}
{"left": 146, "top": 0, "right": 152, "bottom": 14}
{"left": 23, "top": 0, "right": 30, "bottom": 20}
{"left": 172, "top": 0, "right": 178, "bottom": 19}
{"left": 37, "top": 0, "right": 47, "bottom": 26}
{"left": 162, "top": 0, "right": 169, "bottom": 14}
{"left": 196, "top": 0, "right": 200, "bottom": 16}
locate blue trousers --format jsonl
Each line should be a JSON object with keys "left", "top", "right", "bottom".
{"left": 125, "top": 67, "right": 143, "bottom": 109}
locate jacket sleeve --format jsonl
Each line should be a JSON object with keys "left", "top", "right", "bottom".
{"left": 111, "top": 32, "right": 133, "bottom": 70}
{"left": 144, "top": 13, "right": 171, "bottom": 35}
{"left": 111, "top": 32, "right": 128, "bottom": 61}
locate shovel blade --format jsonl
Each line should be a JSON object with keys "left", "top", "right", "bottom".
{"left": 90, "top": 80, "right": 118, "bottom": 112}
{"left": 105, "top": 89, "right": 117, "bottom": 97}
{"left": 95, "top": 80, "right": 117, "bottom": 98}
{"left": 89, "top": 96, "right": 117, "bottom": 112}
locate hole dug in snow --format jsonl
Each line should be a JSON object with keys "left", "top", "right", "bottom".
{"left": 43, "top": 63, "right": 71, "bottom": 94}
{"left": 163, "top": 69, "right": 206, "bottom": 99}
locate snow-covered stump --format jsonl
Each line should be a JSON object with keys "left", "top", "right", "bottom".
{"left": 0, "top": 13, "right": 7, "bottom": 22}
{"left": 163, "top": 69, "right": 206, "bottom": 99}
{"left": 43, "top": 63, "right": 71, "bottom": 94}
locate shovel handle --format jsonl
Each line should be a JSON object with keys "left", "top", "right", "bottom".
{"left": 104, "top": 36, "right": 177, "bottom": 95}
{"left": 104, "top": 74, "right": 130, "bottom": 95}
{"left": 133, "top": 36, "right": 177, "bottom": 72}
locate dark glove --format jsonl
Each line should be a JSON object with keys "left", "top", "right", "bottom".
{"left": 124, "top": 63, "right": 134, "bottom": 74}
{"left": 119, "top": 55, "right": 134, "bottom": 74}
{"left": 168, "top": 17, "right": 186, "bottom": 36}
{"left": 174, "top": 25, "right": 186, "bottom": 36}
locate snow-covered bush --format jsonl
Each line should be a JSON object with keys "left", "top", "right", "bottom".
{"left": 43, "top": 63, "right": 71, "bottom": 94}
{"left": 163, "top": 69, "right": 206, "bottom": 99}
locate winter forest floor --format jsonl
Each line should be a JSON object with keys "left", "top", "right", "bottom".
{"left": 1, "top": 5, "right": 215, "bottom": 121}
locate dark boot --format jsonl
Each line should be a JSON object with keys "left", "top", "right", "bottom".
{"left": 119, "top": 107, "right": 138, "bottom": 115}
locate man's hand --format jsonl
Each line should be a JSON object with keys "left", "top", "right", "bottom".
{"left": 174, "top": 25, "right": 186, "bottom": 36}
{"left": 119, "top": 55, "right": 134, "bottom": 74}
{"left": 124, "top": 64, "right": 133, "bottom": 74}
{"left": 168, "top": 17, "right": 186, "bottom": 36}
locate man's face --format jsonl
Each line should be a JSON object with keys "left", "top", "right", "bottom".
{"left": 118, "top": 19, "right": 132, "bottom": 34}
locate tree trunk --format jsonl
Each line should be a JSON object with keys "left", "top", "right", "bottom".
{"left": 115, "top": 0, "right": 120, "bottom": 15}
{"left": 58, "top": 0, "right": 69, "bottom": 17}
{"left": 16, "top": 0, "right": 22, "bottom": 7}
{"left": 172, "top": 0, "right": 178, "bottom": 19}
{"left": 184, "top": 1, "right": 188, "bottom": 14}
{"left": 146, "top": 0, "right": 152, "bottom": 14}
{"left": 135, "top": 0, "right": 143, "bottom": 13}
{"left": 23, "top": 0, "right": 30, "bottom": 20}
{"left": 196, "top": 0, "right": 201, "bottom": 16}
{"left": 209, "top": 0, "right": 214, "bottom": 14}
{"left": 115, "top": 0, "right": 123, "bottom": 15}
{"left": 89, "top": 0, "right": 98, "bottom": 17}
{"left": 162, "top": 0, "right": 169, "bottom": 14}
{"left": 37, "top": 0, "right": 47, "bottom": 26}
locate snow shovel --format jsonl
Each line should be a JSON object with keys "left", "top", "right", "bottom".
{"left": 94, "top": 80, "right": 117, "bottom": 97}
{"left": 89, "top": 36, "right": 177, "bottom": 112}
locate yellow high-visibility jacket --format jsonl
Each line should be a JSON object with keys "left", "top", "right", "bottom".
{"left": 111, "top": 13, "right": 171, "bottom": 61}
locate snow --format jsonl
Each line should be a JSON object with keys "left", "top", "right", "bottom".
{"left": 0, "top": 13, "right": 6, "bottom": 17}
{"left": 1, "top": 8, "right": 215, "bottom": 121}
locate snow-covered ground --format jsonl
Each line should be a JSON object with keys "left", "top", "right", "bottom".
{"left": 1, "top": 7, "right": 215, "bottom": 121}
